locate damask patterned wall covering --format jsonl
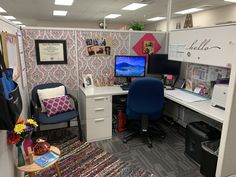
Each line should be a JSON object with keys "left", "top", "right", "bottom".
{"left": 76, "top": 31, "right": 129, "bottom": 86}
{"left": 23, "top": 28, "right": 166, "bottom": 90}
{"left": 22, "top": 29, "right": 78, "bottom": 91}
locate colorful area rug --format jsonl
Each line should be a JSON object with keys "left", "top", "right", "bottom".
{"left": 36, "top": 137, "right": 155, "bottom": 177}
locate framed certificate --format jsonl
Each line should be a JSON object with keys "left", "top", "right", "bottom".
{"left": 35, "top": 40, "right": 67, "bottom": 65}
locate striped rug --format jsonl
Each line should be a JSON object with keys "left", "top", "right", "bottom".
{"left": 36, "top": 137, "right": 155, "bottom": 177}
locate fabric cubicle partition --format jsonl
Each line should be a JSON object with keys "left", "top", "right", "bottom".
{"left": 22, "top": 28, "right": 166, "bottom": 91}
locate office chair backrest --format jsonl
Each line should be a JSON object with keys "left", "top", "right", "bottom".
{"left": 31, "top": 83, "right": 66, "bottom": 107}
{"left": 127, "top": 77, "right": 164, "bottom": 115}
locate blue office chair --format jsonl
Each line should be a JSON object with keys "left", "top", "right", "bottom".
{"left": 123, "top": 77, "right": 165, "bottom": 148}
{"left": 31, "top": 83, "right": 83, "bottom": 141}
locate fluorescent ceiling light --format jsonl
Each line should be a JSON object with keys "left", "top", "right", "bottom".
{"left": 175, "top": 8, "right": 203, "bottom": 14}
{"left": 53, "top": 10, "right": 67, "bottom": 16}
{"left": 55, "top": 0, "right": 74, "bottom": 6}
{"left": 12, "top": 21, "right": 22, "bottom": 25}
{"left": 0, "top": 7, "right": 7, "bottom": 13}
{"left": 147, "top": 17, "right": 166, "bottom": 21}
{"left": 3, "top": 15, "right": 16, "bottom": 20}
{"left": 122, "top": 3, "right": 147, "bottom": 10}
{"left": 224, "top": 0, "right": 236, "bottom": 2}
{"left": 19, "top": 25, "right": 26, "bottom": 27}
{"left": 105, "top": 14, "right": 121, "bottom": 19}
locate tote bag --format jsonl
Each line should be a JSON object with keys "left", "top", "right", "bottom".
{"left": 0, "top": 50, "right": 22, "bottom": 130}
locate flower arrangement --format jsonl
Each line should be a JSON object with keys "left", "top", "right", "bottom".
{"left": 7, "top": 117, "right": 38, "bottom": 145}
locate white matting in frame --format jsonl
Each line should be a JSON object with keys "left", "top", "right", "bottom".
{"left": 83, "top": 74, "right": 94, "bottom": 88}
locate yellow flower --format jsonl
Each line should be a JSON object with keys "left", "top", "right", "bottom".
{"left": 14, "top": 124, "right": 26, "bottom": 134}
{"left": 26, "top": 119, "right": 38, "bottom": 127}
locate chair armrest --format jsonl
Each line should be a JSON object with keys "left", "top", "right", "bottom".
{"left": 67, "top": 93, "right": 78, "bottom": 111}
{"left": 30, "top": 100, "right": 41, "bottom": 120}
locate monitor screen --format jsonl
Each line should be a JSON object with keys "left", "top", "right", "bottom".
{"left": 148, "top": 54, "right": 181, "bottom": 75}
{"left": 115, "top": 55, "right": 146, "bottom": 77}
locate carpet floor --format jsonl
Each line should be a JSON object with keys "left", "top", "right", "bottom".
{"left": 33, "top": 130, "right": 155, "bottom": 177}
{"left": 33, "top": 120, "right": 202, "bottom": 177}
{"left": 96, "top": 121, "right": 203, "bottom": 177}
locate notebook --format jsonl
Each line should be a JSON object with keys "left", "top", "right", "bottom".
{"left": 34, "top": 151, "right": 59, "bottom": 167}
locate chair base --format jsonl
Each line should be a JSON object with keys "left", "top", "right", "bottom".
{"left": 36, "top": 117, "right": 83, "bottom": 142}
{"left": 123, "top": 124, "right": 165, "bottom": 148}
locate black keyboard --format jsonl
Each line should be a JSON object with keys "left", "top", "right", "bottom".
{"left": 120, "top": 85, "right": 130, "bottom": 90}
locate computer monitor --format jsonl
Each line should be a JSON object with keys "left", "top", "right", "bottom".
{"left": 114, "top": 55, "right": 146, "bottom": 81}
{"left": 147, "top": 54, "right": 181, "bottom": 75}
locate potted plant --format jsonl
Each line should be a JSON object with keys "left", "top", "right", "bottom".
{"left": 128, "top": 22, "right": 144, "bottom": 31}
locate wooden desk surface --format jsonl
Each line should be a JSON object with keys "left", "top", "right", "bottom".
{"left": 17, "top": 146, "right": 60, "bottom": 173}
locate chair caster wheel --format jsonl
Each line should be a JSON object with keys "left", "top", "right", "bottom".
{"left": 148, "top": 144, "right": 152, "bottom": 148}
{"left": 123, "top": 139, "right": 127, "bottom": 143}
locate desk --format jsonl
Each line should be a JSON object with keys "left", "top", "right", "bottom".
{"left": 164, "top": 90, "right": 224, "bottom": 123}
{"left": 79, "top": 86, "right": 127, "bottom": 142}
{"left": 79, "top": 86, "right": 224, "bottom": 142}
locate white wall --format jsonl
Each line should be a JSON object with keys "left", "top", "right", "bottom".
{"left": 145, "top": 4, "right": 236, "bottom": 31}
{"left": 0, "top": 16, "right": 29, "bottom": 177}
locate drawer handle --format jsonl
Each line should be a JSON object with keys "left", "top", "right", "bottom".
{"left": 95, "top": 118, "right": 105, "bottom": 122}
{"left": 95, "top": 108, "right": 105, "bottom": 111}
{"left": 94, "top": 97, "right": 105, "bottom": 101}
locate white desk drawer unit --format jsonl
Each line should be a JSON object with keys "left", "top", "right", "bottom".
{"left": 79, "top": 87, "right": 112, "bottom": 142}
{"left": 86, "top": 117, "right": 112, "bottom": 141}
{"left": 87, "top": 97, "right": 111, "bottom": 119}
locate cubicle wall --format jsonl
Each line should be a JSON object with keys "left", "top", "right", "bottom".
{"left": 23, "top": 29, "right": 78, "bottom": 91}
{"left": 168, "top": 24, "right": 236, "bottom": 177}
{"left": 76, "top": 30, "right": 129, "bottom": 86}
{"left": 22, "top": 28, "right": 166, "bottom": 91}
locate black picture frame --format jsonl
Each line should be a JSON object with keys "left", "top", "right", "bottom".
{"left": 35, "top": 40, "right": 67, "bottom": 65}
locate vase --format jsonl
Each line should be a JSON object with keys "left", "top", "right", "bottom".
{"left": 16, "top": 142, "right": 25, "bottom": 167}
{"left": 33, "top": 138, "right": 50, "bottom": 155}
{"left": 23, "top": 135, "right": 33, "bottom": 156}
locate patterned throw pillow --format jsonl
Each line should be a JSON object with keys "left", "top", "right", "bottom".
{"left": 42, "top": 95, "right": 74, "bottom": 117}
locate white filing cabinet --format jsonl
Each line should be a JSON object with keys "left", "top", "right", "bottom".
{"left": 79, "top": 87, "right": 112, "bottom": 142}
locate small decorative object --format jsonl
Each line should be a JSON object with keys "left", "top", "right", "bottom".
{"left": 194, "top": 84, "right": 207, "bottom": 95}
{"left": 176, "top": 22, "right": 181, "bottom": 29}
{"left": 7, "top": 117, "right": 38, "bottom": 167}
{"left": 27, "top": 147, "right": 34, "bottom": 164}
{"left": 33, "top": 138, "right": 51, "bottom": 155}
{"left": 184, "top": 14, "right": 193, "bottom": 28}
{"left": 85, "top": 37, "right": 111, "bottom": 56}
{"left": 23, "top": 134, "right": 33, "bottom": 156}
{"left": 143, "top": 41, "right": 154, "bottom": 54}
{"left": 107, "top": 73, "right": 114, "bottom": 86}
{"left": 83, "top": 74, "right": 94, "bottom": 88}
{"left": 128, "top": 22, "right": 144, "bottom": 31}
{"left": 185, "top": 79, "right": 193, "bottom": 91}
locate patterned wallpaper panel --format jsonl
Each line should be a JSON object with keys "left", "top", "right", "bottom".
{"left": 76, "top": 31, "right": 129, "bottom": 86}
{"left": 22, "top": 29, "right": 78, "bottom": 92}
{"left": 23, "top": 28, "right": 165, "bottom": 90}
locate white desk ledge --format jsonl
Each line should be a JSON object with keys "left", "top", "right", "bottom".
{"left": 79, "top": 86, "right": 127, "bottom": 97}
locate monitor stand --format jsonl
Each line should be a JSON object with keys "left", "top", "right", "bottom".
{"left": 126, "top": 77, "right": 132, "bottom": 85}
{"left": 120, "top": 77, "right": 132, "bottom": 90}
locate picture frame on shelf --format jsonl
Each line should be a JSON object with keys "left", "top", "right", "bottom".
{"left": 35, "top": 40, "right": 67, "bottom": 65}
{"left": 83, "top": 74, "right": 94, "bottom": 88}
